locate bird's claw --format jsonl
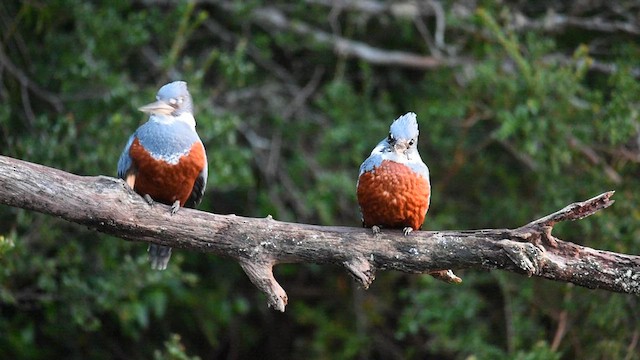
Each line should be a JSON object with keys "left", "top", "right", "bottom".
{"left": 402, "top": 227, "right": 414, "bottom": 236}
{"left": 170, "top": 200, "right": 181, "bottom": 215}
{"left": 143, "top": 194, "right": 154, "bottom": 206}
{"left": 371, "top": 225, "right": 381, "bottom": 235}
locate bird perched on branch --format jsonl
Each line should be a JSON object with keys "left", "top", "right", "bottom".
{"left": 117, "top": 81, "right": 208, "bottom": 270}
{"left": 357, "top": 112, "right": 430, "bottom": 235}
{"left": 357, "top": 112, "right": 460, "bottom": 283}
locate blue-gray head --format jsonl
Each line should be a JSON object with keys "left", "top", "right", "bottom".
{"left": 138, "top": 81, "right": 194, "bottom": 117}
{"left": 359, "top": 112, "right": 426, "bottom": 175}
{"left": 384, "top": 112, "right": 420, "bottom": 156}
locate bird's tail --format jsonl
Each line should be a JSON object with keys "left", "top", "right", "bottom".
{"left": 148, "top": 244, "right": 172, "bottom": 270}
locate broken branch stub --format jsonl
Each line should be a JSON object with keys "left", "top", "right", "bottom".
{"left": 514, "top": 191, "right": 615, "bottom": 247}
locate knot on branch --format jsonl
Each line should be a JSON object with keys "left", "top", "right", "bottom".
{"left": 500, "top": 239, "right": 545, "bottom": 276}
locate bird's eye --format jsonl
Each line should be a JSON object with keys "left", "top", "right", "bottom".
{"left": 409, "top": 139, "right": 415, "bottom": 146}
{"left": 387, "top": 133, "right": 394, "bottom": 142}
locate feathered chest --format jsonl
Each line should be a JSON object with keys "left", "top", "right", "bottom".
{"left": 357, "top": 159, "right": 431, "bottom": 230}
{"left": 134, "top": 120, "right": 201, "bottom": 164}
{"left": 126, "top": 120, "right": 206, "bottom": 205}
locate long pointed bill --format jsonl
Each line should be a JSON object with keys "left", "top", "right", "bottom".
{"left": 394, "top": 142, "right": 411, "bottom": 159}
{"left": 138, "top": 100, "right": 175, "bottom": 115}
{"left": 394, "top": 142, "right": 408, "bottom": 153}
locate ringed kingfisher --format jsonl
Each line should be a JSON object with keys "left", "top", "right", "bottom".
{"left": 357, "top": 112, "right": 459, "bottom": 282}
{"left": 117, "top": 81, "right": 208, "bottom": 270}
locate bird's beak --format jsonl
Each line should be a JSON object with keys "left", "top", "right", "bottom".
{"left": 394, "top": 141, "right": 411, "bottom": 159}
{"left": 394, "top": 142, "right": 408, "bottom": 154}
{"left": 138, "top": 100, "right": 175, "bottom": 115}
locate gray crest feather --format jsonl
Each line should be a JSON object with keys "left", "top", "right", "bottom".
{"left": 389, "top": 112, "right": 418, "bottom": 141}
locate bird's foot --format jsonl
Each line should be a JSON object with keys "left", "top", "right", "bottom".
{"left": 402, "top": 227, "right": 413, "bottom": 236}
{"left": 143, "top": 194, "right": 154, "bottom": 206}
{"left": 170, "top": 200, "right": 181, "bottom": 215}
{"left": 371, "top": 225, "right": 381, "bottom": 235}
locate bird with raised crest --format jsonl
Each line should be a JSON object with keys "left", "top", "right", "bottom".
{"left": 357, "top": 112, "right": 460, "bottom": 283}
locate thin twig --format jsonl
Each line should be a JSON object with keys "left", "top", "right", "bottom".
{"left": 543, "top": 54, "right": 640, "bottom": 79}
{"left": 426, "top": 0, "right": 446, "bottom": 50}
{"left": 625, "top": 330, "right": 639, "bottom": 360}
{"left": 251, "top": 6, "right": 466, "bottom": 69}
{"left": 512, "top": 11, "right": 640, "bottom": 36}
{"left": 551, "top": 310, "right": 568, "bottom": 351}
{"left": 0, "top": 46, "right": 63, "bottom": 113}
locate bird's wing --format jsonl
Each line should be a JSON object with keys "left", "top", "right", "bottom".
{"left": 117, "top": 134, "right": 136, "bottom": 179}
{"left": 358, "top": 153, "right": 382, "bottom": 177}
{"left": 185, "top": 144, "right": 208, "bottom": 208}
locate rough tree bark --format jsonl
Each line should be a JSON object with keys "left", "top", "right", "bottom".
{"left": 0, "top": 155, "right": 639, "bottom": 311}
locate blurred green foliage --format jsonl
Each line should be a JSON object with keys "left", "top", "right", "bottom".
{"left": 1, "top": 0, "right": 639, "bottom": 359}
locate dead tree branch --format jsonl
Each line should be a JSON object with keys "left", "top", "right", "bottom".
{"left": 250, "top": 6, "right": 466, "bottom": 69}
{"left": 511, "top": 11, "right": 640, "bottom": 36}
{"left": 0, "top": 155, "right": 639, "bottom": 312}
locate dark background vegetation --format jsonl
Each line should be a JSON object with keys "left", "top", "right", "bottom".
{"left": 1, "top": 0, "right": 639, "bottom": 359}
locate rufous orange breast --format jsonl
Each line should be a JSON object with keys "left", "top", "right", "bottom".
{"left": 129, "top": 138, "right": 206, "bottom": 206}
{"left": 357, "top": 159, "right": 430, "bottom": 231}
